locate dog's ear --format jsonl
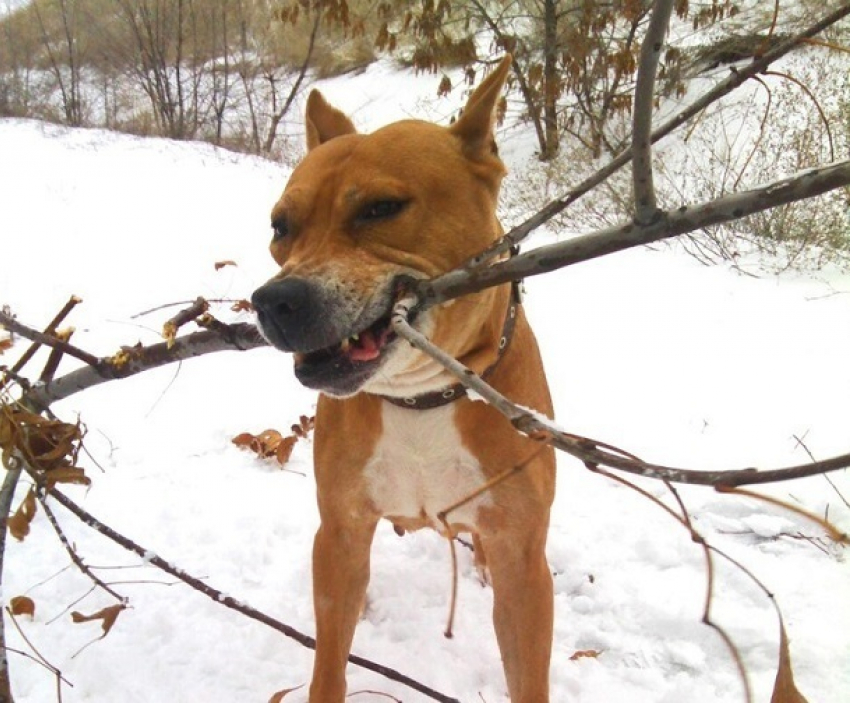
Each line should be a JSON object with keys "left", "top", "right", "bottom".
{"left": 305, "top": 90, "right": 357, "bottom": 151}
{"left": 450, "top": 55, "right": 512, "bottom": 159}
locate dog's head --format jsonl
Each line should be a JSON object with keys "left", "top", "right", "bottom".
{"left": 252, "top": 57, "right": 512, "bottom": 398}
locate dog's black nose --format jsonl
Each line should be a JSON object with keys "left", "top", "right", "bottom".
{"left": 252, "top": 278, "right": 310, "bottom": 320}
{"left": 251, "top": 277, "right": 339, "bottom": 353}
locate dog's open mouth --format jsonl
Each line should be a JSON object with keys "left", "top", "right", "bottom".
{"left": 293, "top": 312, "right": 396, "bottom": 369}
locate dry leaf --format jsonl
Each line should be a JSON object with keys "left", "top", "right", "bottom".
{"left": 291, "top": 415, "right": 315, "bottom": 439}
{"left": 268, "top": 684, "right": 304, "bottom": 703}
{"left": 45, "top": 466, "right": 91, "bottom": 489}
{"left": 233, "top": 426, "right": 304, "bottom": 468}
{"left": 9, "top": 595, "right": 35, "bottom": 618}
{"left": 214, "top": 260, "right": 237, "bottom": 271}
{"left": 275, "top": 436, "right": 297, "bottom": 465}
{"left": 231, "top": 432, "right": 255, "bottom": 448}
{"left": 0, "top": 336, "right": 12, "bottom": 355}
{"left": 8, "top": 487, "right": 37, "bottom": 541}
{"left": 230, "top": 299, "right": 253, "bottom": 313}
{"left": 771, "top": 620, "right": 809, "bottom": 703}
{"left": 71, "top": 604, "right": 126, "bottom": 638}
{"left": 569, "top": 649, "right": 602, "bottom": 661}
{"left": 255, "top": 429, "right": 284, "bottom": 456}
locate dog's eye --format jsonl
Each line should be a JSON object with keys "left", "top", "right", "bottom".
{"left": 271, "top": 217, "right": 290, "bottom": 241}
{"left": 357, "top": 200, "right": 407, "bottom": 223}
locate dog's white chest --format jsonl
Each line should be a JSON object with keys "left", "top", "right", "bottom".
{"left": 364, "top": 402, "right": 490, "bottom": 531}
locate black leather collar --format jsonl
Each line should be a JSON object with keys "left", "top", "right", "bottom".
{"left": 377, "top": 281, "right": 521, "bottom": 411}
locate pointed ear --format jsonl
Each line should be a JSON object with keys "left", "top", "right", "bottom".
{"left": 450, "top": 55, "right": 512, "bottom": 158}
{"left": 305, "top": 90, "right": 357, "bottom": 151}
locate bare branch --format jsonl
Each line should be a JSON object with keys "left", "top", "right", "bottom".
{"left": 1, "top": 308, "right": 98, "bottom": 371}
{"left": 2, "top": 296, "right": 82, "bottom": 387}
{"left": 0, "top": 315, "right": 269, "bottom": 413}
{"left": 420, "top": 158, "right": 850, "bottom": 305}
{"left": 631, "top": 0, "right": 674, "bottom": 224}
{"left": 390, "top": 296, "right": 850, "bottom": 493}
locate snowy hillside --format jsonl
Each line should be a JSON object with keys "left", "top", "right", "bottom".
{"left": 2, "top": 62, "right": 849, "bottom": 703}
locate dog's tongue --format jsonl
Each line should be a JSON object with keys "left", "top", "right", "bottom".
{"left": 348, "top": 330, "right": 381, "bottom": 362}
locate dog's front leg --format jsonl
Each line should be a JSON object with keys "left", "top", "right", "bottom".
{"left": 308, "top": 517, "right": 378, "bottom": 702}
{"left": 482, "top": 520, "right": 553, "bottom": 703}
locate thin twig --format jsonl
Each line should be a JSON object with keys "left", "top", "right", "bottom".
{"left": 764, "top": 69, "right": 835, "bottom": 161}
{"left": 793, "top": 433, "right": 850, "bottom": 510}
{"left": 36, "top": 492, "right": 127, "bottom": 603}
{"left": 435, "top": 442, "right": 550, "bottom": 638}
{"left": 731, "top": 75, "right": 772, "bottom": 191}
{"left": 6, "top": 608, "right": 73, "bottom": 700}
{"left": 586, "top": 464, "right": 757, "bottom": 702}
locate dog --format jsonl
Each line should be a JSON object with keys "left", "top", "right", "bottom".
{"left": 251, "top": 56, "right": 556, "bottom": 702}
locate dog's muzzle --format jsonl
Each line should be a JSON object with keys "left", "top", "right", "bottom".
{"left": 251, "top": 276, "right": 402, "bottom": 396}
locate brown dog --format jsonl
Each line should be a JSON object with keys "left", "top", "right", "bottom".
{"left": 252, "top": 56, "right": 556, "bottom": 702}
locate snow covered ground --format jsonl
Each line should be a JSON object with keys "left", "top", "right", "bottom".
{"left": 2, "top": 62, "right": 849, "bottom": 703}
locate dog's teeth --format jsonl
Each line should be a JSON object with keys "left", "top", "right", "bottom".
{"left": 351, "top": 334, "right": 359, "bottom": 342}
{"left": 340, "top": 339, "right": 351, "bottom": 352}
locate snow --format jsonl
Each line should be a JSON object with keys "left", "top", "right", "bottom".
{"left": 2, "top": 63, "right": 849, "bottom": 703}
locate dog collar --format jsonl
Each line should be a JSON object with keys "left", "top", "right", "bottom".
{"left": 378, "top": 281, "right": 521, "bottom": 411}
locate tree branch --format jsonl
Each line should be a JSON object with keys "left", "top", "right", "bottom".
{"left": 631, "top": 0, "right": 674, "bottom": 224}
{"left": 419, "top": 158, "right": 850, "bottom": 305}
{"left": 0, "top": 310, "right": 269, "bottom": 413}
{"left": 1, "top": 313, "right": 99, "bottom": 370}
{"left": 390, "top": 295, "right": 850, "bottom": 494}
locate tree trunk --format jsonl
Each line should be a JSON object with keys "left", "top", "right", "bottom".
{"left": 541, "top": 0, "right": 560, "bottom": 160}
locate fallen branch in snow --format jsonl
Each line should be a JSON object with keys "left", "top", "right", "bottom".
{"left": 26, "top": 469, "right": 460, "bottom": 703}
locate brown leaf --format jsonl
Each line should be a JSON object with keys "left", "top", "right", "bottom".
{"left": 8, "top": 487, "right": 37, "bottom": 541}
{"left": 230, "top": 299, "right": 253, "bottom": 313}
{"left": 9, "top": 595, "right": 35, "bottom": 618}
{"left": 771, "top": 620, "right": 809, "bottom": 703}
{"left": 71, "top": 604, "right": 126, "bottom": 638}
{"left": 232, "top": 432, "right": 255, "bottom": 448}
{"left": 569, "top": 649, "right": 602, "bottom": 661}
{"left": 275, "top": 436, "right": 298, "bottom": 465}
{"left": 255, "top": 429, "right": 284, "bottom": 456}
{"left": 45, "top": 466, "right": 91, "bottom": 488}
{"left": 291, "top": 415, "right": 315, "bottom": 439}
{"left": 214, "top": 260, "right": 238, "bottom": 271}
{"left": 0, "top": 336, "right": 12, "bottom": 355}
{"left": 268, "top": 684, "right": 304, "bottom": 703}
